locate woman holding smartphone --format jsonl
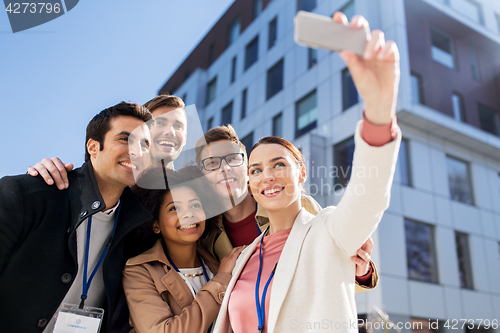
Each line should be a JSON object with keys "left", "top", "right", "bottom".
{"left": 123, "top": 166, "right": 244, "bottom": 333}
{"left": 212, "top": 12, "right": 401, "bottom": 333}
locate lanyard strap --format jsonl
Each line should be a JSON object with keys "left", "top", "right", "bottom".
{"left": 255, "top": 226, "right": 278, "bottom": 333}
{"left": 79, "top": 203, "right": 122, "bottom": 309}
{"left": 164, "top": 248, "right": 212, "bottom": 333}
{"left": 255, "top": 202, "right": 262, "bottom": 236}
{"left": 165, "top": 251, "right": 210, "bottom": 285}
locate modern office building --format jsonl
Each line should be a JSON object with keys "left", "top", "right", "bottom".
{"left": 160, "top": 0, "right": 500, "bottom": 331}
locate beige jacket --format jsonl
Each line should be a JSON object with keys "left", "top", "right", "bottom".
{"left": 213, "top": 121, "right": 401, "bottom": 333}
{"left": 199, "top": 195, "right": 378, "bottom": 291}
{"left": 122, "top": 239, "right": 231, "bottom": 333}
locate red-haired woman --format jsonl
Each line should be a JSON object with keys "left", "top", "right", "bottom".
{"left": 212, "top": 12, "right": 401, "bottom": 333}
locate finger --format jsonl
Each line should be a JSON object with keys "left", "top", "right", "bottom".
{"left": 351, "top": 256, "right": 366, "bottom": 267}
{"left": 332, "top": 11, "right": 348, "bottom": 24}
{"left": 364, "top": 29, "right": 385, "bottom": 59}
{"left": 361, "top": 237, "right": 374, "bottom": 254}
{"left": 356, "top": 249, "right": 371, "bottom": 263}
{"left": 42, "top": 158, "right": 66, "bottom": 190}
{"left": 34, "top": 164, "right": 54, "bottom": 186}
{"left": 65, "top": 163, "right": 75, "bottom": 172}
{"left": 51, "top": 157, "right": 69, "bottom": 188}
{"left": 27, "top": 166, "right": 38, "bottom": 176}
{"left": 350, "top": 15, "right": 369, "bottom": 30}
{"left": 378, "top": 40, "right": 399, "bottom": 61}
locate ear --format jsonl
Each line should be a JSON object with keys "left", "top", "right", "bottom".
{"left": 87, "top": 139, "right": 100, "bottom": 159}
{"left": 152, "top": 221, "right": 161, "bottom": 234}
{"left": 298, "top": 164, "right": 307, "bottom": 184}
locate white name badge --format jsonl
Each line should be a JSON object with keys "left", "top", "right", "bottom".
{"left": 53, "top": 303, "right": 104, "bottom": 333}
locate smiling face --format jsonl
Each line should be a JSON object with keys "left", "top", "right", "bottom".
{"left": 88, "top": 115, "right": 146, "bottom": 189}
{"left": 150, "top": 106, "right": 187, "bottom": 163}
{"left": 248, "top": 143, "right": 306, "bottom": 212}
{"left": 128, "top": 123, "right": 151, "bottom": 179}
{"left": 153, "top": 186, "right": 206, "bottom": 246}
{"left": 199, "top": 140, "right": 248, "bottom": 202}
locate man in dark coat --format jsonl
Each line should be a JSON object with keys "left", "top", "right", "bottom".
{"left": 0, "top": 102, "right": 153, "bottom": 332}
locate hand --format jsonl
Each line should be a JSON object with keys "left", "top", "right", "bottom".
{"left": 27, "top": 157, "right": 74, "bottom": 190}
{"left": 334, "top": 12, "right": 400, "bottom": 125}
{"left": 352, "top": 237, "right": 373, "bottom": 276}
{"left": 218, "top": 246, "right": 246, "bottom": 275}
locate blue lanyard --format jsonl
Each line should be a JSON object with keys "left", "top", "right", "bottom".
{"left": 79, "top": 203, "right": 122, "bottom": 309}
{"left": 164, "top": 248, "right": 212, "bottom": 333}
{"left": 255, "top": 226, "right": 278, "bottom": 333}
{"left": 255, "top": 202, "right": 262, "bottom": 236}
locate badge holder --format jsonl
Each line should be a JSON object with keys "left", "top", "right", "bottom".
{"left": 53, "top": 303, "right": 104, "bottom": 333}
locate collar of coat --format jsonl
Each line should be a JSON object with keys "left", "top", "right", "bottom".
{"left": 66, "top": 161, "right": 152, "bottom": 249}
{"left": 126, "top": 238, "right": 219, "bottom": 273}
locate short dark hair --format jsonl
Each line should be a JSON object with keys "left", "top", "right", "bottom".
{"left": 131, "top": 165, "right": 220, "bottom": 248}
{"left": 195, "top": 124, "right": 247, "bottom": 168}
{"left": 143, "top": 94, "right": 185, "bottom": 113}
{"left": 84, "top": 102, "right": 153, "bottom": 161}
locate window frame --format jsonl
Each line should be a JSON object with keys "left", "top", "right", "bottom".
{"left": 268, "top": 16, "right": 278, "bottom": 50}
{"left": 295, "top": 89, "right": 317, "bottom": 138}
{"left": 266, "top": 58, "right": 284, "bottom": 100}
{"left": 405, "top": 219, "right": 439, "bottom": 283}
{"left": 272, "top": 112, "right": 283, "bottom": 137}
{"left": 245, "top": 35, "right": 259, "bottom": 71}
{"left": 430, "top": 27, "right": 456, "bottom": 69}
{"left": 221, "top": 101, "right": 233, "bottom": 127}
{"left": 205, "top": 77, "right": 217, "bottom": 106}
{"left": 446, "top": 155, "right": 475, "bottom": 205}
{"left": 455, "top": 231, "right": 474, "bottom": 289}
{"left": 342, "top": 67, "right": 358, "bottom": 111}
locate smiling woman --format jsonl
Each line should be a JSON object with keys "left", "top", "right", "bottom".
{"left": 123, "top": 166, "right": 245, "bottom": 333}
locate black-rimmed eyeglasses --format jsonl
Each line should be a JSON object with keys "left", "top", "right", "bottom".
{"left": 201, "top": 153, "right": 245, "bottom": 171}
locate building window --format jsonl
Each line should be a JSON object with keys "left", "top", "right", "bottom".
{"left": 206, "top": 77, "right": 217, "bottom": 106}
{"left": 245, "top": 36, "right": 259, "bottom": 70}
{"left": 182, "top": 93, "right": 187, "bottom": 104}
{"left": 339, "top": 0, "right": 354, "bottom": 20}
{"left": 478, "top": 104, "right": 500, "bottom": 136}
{"left": 241, "top": 132, "right": 254, "bottom": 155}
{"left": 453, "top": 0, "right": 483, "bottom": 25}
{"left": 411, "top": 72, "right": 424, "bottom": 104}
{"left": 455, "top": 232, "right": 474, "bottom": 289}
{"left": 447, "top": 156, "right": 474, "bottom": 205}
{"left": 333, "top": 137, "right": 354, "bottom": 187}
{"left": 221, "top": 101, "right": 233, "bottom": 126}
{"left": 207, "top": 117, "right": 213, "bottom": 131}
{"left": 227, "top": 17, "right": 240, "bottom": 47}
{"left": 469, "top": 46, "right": 480, "bottom": 82}
{"left": 266, "top": 58, "right": 284, "bottom": 100}
{"left": 431, "top": 28, "right": 455, "bottom": 69}
{"left": 231, "top": 56, "right": 237, "bottom": 83}
{"left": 208, "top": 43, "right": 215, "bottom": 66}
{"left": 342, "top": 67, "right": 358, "bottom": 111}
{"left": 295, "top": 90, "right": 317, "bottom": 138}
{"left": 297, "top": 0, "right": 316, "bottom": 12}
{"left": 184, "top": 70, "right": 191, "bottom": 80}
{"left": 398, "top": 139, "right": 412, "bottom": 186}
{"left": 405, "top": 219, "right": 438, "bottom": 283}
{"left": 273, "top": 112, "right": 283, "bottom": 137}
{"left": 496, "top": 13, "right": 500, "bottom": 34}
{"left": 452, "top": 93, "right": 465, "bottom": 121}
{"left": 253, "top": 0, "right": 262, "bottom": 20}
{"left": 241, "top": 89, "right": 247, "bottom": 120}
{"left": 268, "top": 17, "right": 277, "bottom": 49}
{"left": 308, "top": 48, "right": 317, "bottom": 68}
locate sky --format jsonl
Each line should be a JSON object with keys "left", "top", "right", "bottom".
{"left": 0, "top": 0, "right": 235, "bottom": 178}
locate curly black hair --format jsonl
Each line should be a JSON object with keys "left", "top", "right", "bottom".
{"left": 130, "top": 165, "right": 221, "bottom": 251}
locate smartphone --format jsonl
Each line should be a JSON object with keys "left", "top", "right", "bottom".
{"left": 294, "top": 10, "right": 370, "bottom": 56}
